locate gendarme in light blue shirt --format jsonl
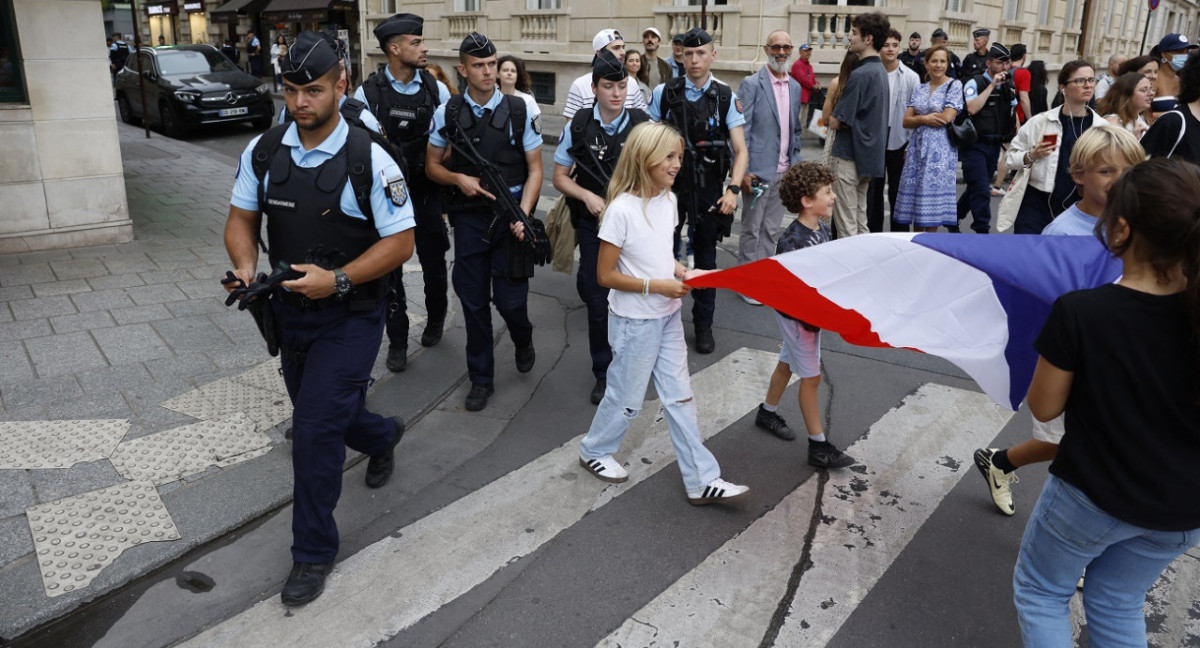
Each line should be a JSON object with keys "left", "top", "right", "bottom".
{"left": 647, "top": 74, "right": 746, "bottom": 129}
{"left": 277, "top": 94, "right": 383, "bottom": 133}
{"left": 230, "top": 116, "right": 415, "bottom": 238}
{"left": 553, "top": 105, "right": 631, "bottom": 168}
{"left": 353, "top": 65, "right": 452, "bottom": 106}
{"left": 428, "top": 88, "right": 542, "bottom": 152}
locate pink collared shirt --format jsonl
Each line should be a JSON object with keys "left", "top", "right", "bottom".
{"left": 771, "top": 73, "right": 792, "bottom": 173}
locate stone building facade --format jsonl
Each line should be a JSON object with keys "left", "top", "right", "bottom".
{"left": 1, "top": 0, "right": 132, "bottom": 253}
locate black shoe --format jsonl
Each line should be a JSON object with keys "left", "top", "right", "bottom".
{"left": 465, "top": 383, "right": 494, "bottom": 411}
{"left": 515, "top": 343, "right": 536, "bottom": 373}
{"left": 754, "top": 405, "right": 796, "bottom": 440}
{"left": 420, "top": 318, "right": 444, "bottom": 347}
{"left": 280, "top": 561, "right": 333, "bottom": 607}
{"left": 365, "top": 417, "right": 404, "bottom": 488}
{"left": 808, "top": 440, "right": 856, "bottom": 469}
{"left": 694, "top": 326, "right": 715, "bottom": 354}
{"left": 590, "top": 378, "right": 606, "bottom": 405}
{"left": 386, "top": 344, "right": 408, "bottom": 372}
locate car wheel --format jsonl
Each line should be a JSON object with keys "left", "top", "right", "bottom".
{"left": 251, "top": 115, "right": 273, "bottom": 131}
{"left": 159, "top": 101, "right": 187, "bottom": 138}
{"left": 116, "top": 93, "right": 140, "bottom": 126}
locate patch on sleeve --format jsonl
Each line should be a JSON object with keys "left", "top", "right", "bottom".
{"left": 532, "top": 114, "right": 542, "bottom": 135}
{"left": 963, "top": 83, "right": 977, "bottom": 99}
{"left": 735, "top": 98, "right": 744, "bottom": 114}
{"left": 384, "top": 171, "right": 408, "bottom": 207}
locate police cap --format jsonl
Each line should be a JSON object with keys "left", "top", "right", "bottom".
{"left": 592, "top": 48, "right": 626, "bottom": 83}
{"left": 281, "top": 31, "right": 339, "bottom": 84}
{"left": 987, "top": 42, "right": 1011, "bottom": 61}
{"left": 681, "top": 28, "right": 713, "bottom": 48}
{"left": 973, "top": 28, "right": 991, "bottom": 38}
{"left": 459, "top": 31, "right": 496, "bottom": 58}
{"left": 374, "top": 13, "right": 423, "bottom": 48}
{"left": 931, "top": 28, "right": 948, "bottom": 40}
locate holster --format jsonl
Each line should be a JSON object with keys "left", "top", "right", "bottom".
{"left": 695, "top": 206, "right": 736, "bottom": 242}
{"left": 246, "top": 298, "right": 280, "bottom": 357}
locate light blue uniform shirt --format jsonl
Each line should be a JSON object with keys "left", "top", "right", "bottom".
{"left": 429, "top": 88, "right": 543, "bottom": 194}
{"left": 230, "top": 116, "right": 415, "bottom": 238}
{"left": 352, "top": 65, "right": 452, "bottom": 106}
{"left": 277, "top": 95, "right": 383, "bottom": 133}
{"left": 647, "top": 74, "right": 746, "bottom": 129}
{"left": 963, "top": 71, "right": 1018, "bottom": 107}
{"left": 553, "top": 105, "right": 630, "bottom": 167}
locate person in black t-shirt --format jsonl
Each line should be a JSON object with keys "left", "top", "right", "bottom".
{"left": 1013, "top": 158, "right": 1200, "bottom": 646}
{"left": 1141, "top": 51, "right": 1200, "bottom": 164}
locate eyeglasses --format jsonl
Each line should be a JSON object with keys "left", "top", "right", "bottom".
{"left": 765, "top": 44, "right": 794, "bottom": 53}
{"left": 1065, "top": 77, "right": 1099, "bottom": 86}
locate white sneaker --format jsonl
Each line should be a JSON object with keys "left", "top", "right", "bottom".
{"left": 973, "top": 448, "right": 1017, "bottom": 516}
{"left": 579, "top": 455, "right": 629, "bottom": 483}
{"left": 740, "top": 293, "right": 762, "bottom": 306}
{"left": 687, "top": 478, "right": 749, "bottom": 505}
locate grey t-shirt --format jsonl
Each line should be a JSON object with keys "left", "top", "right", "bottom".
{"left": 831, "top": 56, "right": 889, "bottom": 178}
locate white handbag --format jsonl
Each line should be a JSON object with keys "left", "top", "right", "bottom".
{"left": 997, "top": 116, "right": 1048, "bottom": 232}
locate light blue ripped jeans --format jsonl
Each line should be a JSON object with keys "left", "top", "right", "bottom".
{"left": 579, "top": 309, "right": 722, "bottom": 493}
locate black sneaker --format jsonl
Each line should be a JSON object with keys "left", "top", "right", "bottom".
{"left": 365, "top": 417, "right": 404, "bottom": 488}
{"left": 465, "top": 383, "right": 494, "bottom": 411}
{"left": 755, "top": 405, "right": 796, "bottom": 440}
{"left": 386, "top": 345, "right": 408, "bottom": 372}
{"left": 420, "top": 318, "right": 444, "bottom": 347}
{"left": 808, "top": 440, "right": 855, "bottom": 469}
{"left": 280, "top": 561, "right": 333, "bottom": 607}
{"left": 590, "top": 378, "right": 607, "bottom": 405}
{"left": 694, "top": 326, "right": 715, "bottom": 354}
{"left": 515, "top": 343, "right": 536, "bottom": 373}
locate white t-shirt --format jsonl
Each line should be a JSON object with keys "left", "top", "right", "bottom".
{"left": 598, "top": 191, "right": 681, "bottom": 319}
{"left": 512, "top": 89, "right": 541, "bottom": 118}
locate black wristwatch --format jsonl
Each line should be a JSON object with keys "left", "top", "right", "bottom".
{"left": 726, "top": 184, "right": 741, "bottom": 195}
{"left": 332, "top": 268, "right": 353, "bottom": 298}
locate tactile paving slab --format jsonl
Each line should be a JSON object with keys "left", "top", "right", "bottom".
{"left": 160, "top": 377, "right": 291, "bottom": 428}
{"left": 108, "top": 413, "right": 271, "bottom": 485}
{"left": 0, "top": 420, "right": 130, "bottom": 469}
{"left": 26, "top": 480, "right": 179, "bottom": 597}
{"left": 229, "top": 359, "right": 289, "bottom": 395}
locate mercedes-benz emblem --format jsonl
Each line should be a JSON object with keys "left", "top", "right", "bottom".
{"left": 224, "top": 92, "right": 236, "bottom": 104}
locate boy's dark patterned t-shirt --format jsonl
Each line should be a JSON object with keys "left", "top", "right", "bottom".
{"left": 774, "top": 218, "right": 831, "bottom": 328}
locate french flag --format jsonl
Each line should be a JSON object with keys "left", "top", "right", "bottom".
{"left": 687, "top": 233, "right": 1121, "bottom": 410}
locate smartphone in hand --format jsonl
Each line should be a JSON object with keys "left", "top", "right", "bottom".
{"left": 1042, "top": 133, "right": 1058, "bottom": 147}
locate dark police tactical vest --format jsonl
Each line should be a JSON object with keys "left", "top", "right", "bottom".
{"left": 565, "top": 108, "right": 649, "bottom": 223}
{"left": 251, "top": 124, "right": 383, "bottom": 298}
{"left": 281, "top": 98, "right": 411, "bottom": 182}
{"left": 439, "top": 93, "right": 528, "bottom": 212}
{"left": 968, "top": 73, "right": 1016, "bottom": 143}
{"left": 660, "top": 76, "right": 733, "bottom": 194}
{"left": 361, "top": 69, "right": 441, "bottom": 178}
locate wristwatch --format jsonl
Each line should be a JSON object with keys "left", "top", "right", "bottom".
{"left": 332, "top": 268, "right": 353, "bottom": 299}
{"left": 726, "top": 184, "right": 741, "bottom": 195}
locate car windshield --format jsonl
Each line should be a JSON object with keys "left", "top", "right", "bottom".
{"left": 156, "top": 49, "right": 239, "bottom": 76}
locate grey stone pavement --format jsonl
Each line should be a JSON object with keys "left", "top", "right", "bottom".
{"left": 0, "top": 124, "right": 448, "bottom": 639}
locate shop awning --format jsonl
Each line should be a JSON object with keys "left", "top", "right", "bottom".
{"left": 260, "top": 0, "right": 355, "bottom": 23}
{"left": 209, "top": 0, "right": 271, "bottom": 24}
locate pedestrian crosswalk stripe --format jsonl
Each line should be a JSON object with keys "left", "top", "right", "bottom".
{"left": 178, "top": 348, "right": 787, "bottom": 647}
{"left": 597, "top": 383, "right": 1013, "bottom": 648}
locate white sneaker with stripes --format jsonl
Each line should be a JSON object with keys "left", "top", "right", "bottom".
{"left": 687, "top": 478, "right": 750, "bottom": 506}
{"left": 579, "top": 455, "right": 629, "bottom": 483}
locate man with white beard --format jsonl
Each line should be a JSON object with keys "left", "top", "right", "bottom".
{"left": 734, "top": 30, "right": 805, "bottom": 288}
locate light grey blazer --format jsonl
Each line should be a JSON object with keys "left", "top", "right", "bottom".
{"left": 737, "top": 66, "right": 805, "bottom": 181}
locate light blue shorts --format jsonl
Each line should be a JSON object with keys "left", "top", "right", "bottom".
{"left": 775, "top": 311, "right": 820, "bottom": 378}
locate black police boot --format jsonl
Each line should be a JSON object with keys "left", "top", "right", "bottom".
{"left": 420, "top": 317, "right": 444, "bottom": 347}
{"left": 365, "top": 417, "right": 405, "bottom": 488}
{"left": 695, "top": 326, "right": 715, "bottom": 354}
{"left": 465, "top": 383, "right": 494, "bottom": 412}
{"left": 590, "top": 378, "right": 607, "bottom": 405}
{"left": 386, "top": 344, "right": 408, "bottom": 372}
{"left": 515, "top": 343, "right": 536, "bottom": 373}
{"left": 281, "top": 561, "right": 333, "bottom": 607}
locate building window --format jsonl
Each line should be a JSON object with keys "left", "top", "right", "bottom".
{"left": 454, "top": 0, "right": 481, "bottom": 11}
{"left": 1037, "top": 0, "right": 1050, "bottom": 25}
{"left": 945, "top": 0, "right": 965, "bottom": 11}
{"left": 529, "top": 71, "right": 554, "bottom": 106}
{"left": 380, "top": 0, "right": 396, "bottom": 12}
{"left": 1002, "top": 0, "right": 1020, "bottom": 22}
{"left": 525, "top": 0, "right": 559, "bottom": 7}
{"left": 0, "top": 0, "right": 25, "bottom": 103}
{"left": 1064, "top": 0, "right": 1078, "bottom": 29}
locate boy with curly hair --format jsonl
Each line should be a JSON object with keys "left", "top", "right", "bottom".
{"left": 753, "top": 162, "right": 856, "bottom": 469}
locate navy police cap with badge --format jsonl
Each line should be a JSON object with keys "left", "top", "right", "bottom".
{"left": 374, "top": 13, "right": 423, "bottom": 49}
{"left": 281, "top": 31, "right": 340, "bottom": 84}
{"left": 973, "top": 28, "right": 991, "bottom": 38}
{"left": 681, "top": 28, "right": 713, "bottom": 48}
{"left": 593, "top": 48, "right": 626, "bottom": 83}
{"left": 459, "top": 32, "right": 497, "bottom": 58}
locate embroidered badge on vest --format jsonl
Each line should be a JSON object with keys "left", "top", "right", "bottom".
{"left": 385, "top": 172, "right": 408, "bottom": 207}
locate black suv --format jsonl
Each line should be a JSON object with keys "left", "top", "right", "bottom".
{"left": 115, "top": 45, "right": 274, "bottom": 137}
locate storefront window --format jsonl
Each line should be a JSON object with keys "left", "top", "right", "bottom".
{"left": 0, "top": 0, "right": 24, "bottom": 103}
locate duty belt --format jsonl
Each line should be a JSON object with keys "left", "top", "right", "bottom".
{"left": 275, "top": 290, "right": 338, "bottom": 311}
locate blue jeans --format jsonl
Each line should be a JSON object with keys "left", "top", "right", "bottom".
{"left": 579, "top": 309, "right": 721, "bottom": 492}
{"left": 1013, "top": 475, "right": 1200, "bottom": 647}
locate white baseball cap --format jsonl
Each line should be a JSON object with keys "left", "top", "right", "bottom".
{"left": 642, "top": 27, "right": 662, "bottom": 40}
{"left": 592, "top": 28, "right": 624, "bottom": 53}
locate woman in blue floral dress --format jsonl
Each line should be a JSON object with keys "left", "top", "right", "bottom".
{"left": 894, "top": 46, "right": 964, "bottom": 231}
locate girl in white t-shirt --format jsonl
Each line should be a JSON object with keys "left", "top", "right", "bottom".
{"left": 577, "top": 122, "right": 750, "bottom": 505}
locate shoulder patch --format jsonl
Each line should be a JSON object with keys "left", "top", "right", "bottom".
{"left": 735, "top": 98, "right": 744, "bottom": 114}
{"left": 384, "top": 172, "right": 408, "bottom": 207}
{"left": 963, "top": 83, "right": 977, "bottom": 99}
{"left": 532, "top": 114, "right": 542, "bottom": 135}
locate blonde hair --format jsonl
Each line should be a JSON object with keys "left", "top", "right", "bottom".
{"left": 1068, "top": 125, "right": 1146, "bottom": 176}
{"left": 605, "top": 121, "right": 684, "bottom": 207}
